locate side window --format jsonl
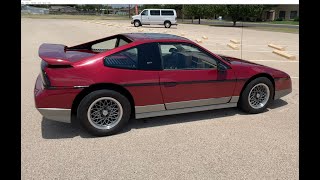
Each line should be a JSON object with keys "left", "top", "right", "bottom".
{"left": 118, "top": 38, "right": 129, "bottom": 47}
{"left": 91, "top": 38, "right": 117, "bottom": 52}
{"left": 161, "top": 10, "right": 174, "bottom": 16}
{"left": 104, "top": 48, "right": 138, "bottom": 69}
{"left": 279, "top": 11, "right": 286, "bottom": 19}
{"left": 141, "top": 10, "right": 148, "bottom": 16}
{"left": 150, "top": 10, "right": 160, "bottom": 16}
{"left": 104, "top": 43, "right": 161, "bottom": 70}
{"left": 290, "top": 11, "right": 298, "bottom": 19}
{"left": 160, "top": 43, "right": 217, "bottom": 70}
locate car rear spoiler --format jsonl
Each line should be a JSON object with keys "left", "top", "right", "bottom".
{"left": 38, "top": 43, "right": 72, "bottom": 65}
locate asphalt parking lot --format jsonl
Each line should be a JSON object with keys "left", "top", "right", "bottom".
{"left": 22, "top": 18, "right": 298, "bottom": 179}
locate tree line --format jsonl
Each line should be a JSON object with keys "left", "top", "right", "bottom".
{"left": 142, "top": 4, "right": 277, "bottom": 26}
{"left": 28, "top": 4, "right": 278, "bottom": 26}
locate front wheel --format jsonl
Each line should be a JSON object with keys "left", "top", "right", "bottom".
{"left": 238, "top": 77, "right": 274, "bottom": 114}
{"left": 77, "top": 90, "right": 131, "bottom": 136}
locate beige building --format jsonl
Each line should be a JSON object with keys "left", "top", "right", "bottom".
{"left": 263, "top": 5, "right": 299, "bottom": 21}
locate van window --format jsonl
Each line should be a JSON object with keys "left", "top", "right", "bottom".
{"left": 141, "top": 10, "right": 148, "bottom": 16}
{"left": 150, "top": 10, "right": 160, "bottom": 16}
{"left": 161, "top": 10, "right": 174, "bottom": 16}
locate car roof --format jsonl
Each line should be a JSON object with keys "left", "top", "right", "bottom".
{"left": 143, "top": 9, "right": 176, "bottom": 10}
{"left": 122, "top": 33, "right": 190, "bottom": 42}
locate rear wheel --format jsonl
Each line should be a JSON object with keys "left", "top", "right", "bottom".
{"left": 77, "top": 90, "right": 131, "bottom": 136}
{"left": 164, "top": 21, "right": 171, "bottom": 28}
{"left": 134, "top": 20, "right": 141, "bottom": 27}
{"left": 238, "top": 77, "right": 274, "bottom": 114}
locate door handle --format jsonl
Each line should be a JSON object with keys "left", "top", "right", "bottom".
{"left": 163, "top": 82, "right": 177, "bottom": 87}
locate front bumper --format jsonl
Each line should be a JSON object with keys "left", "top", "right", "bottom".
{"left": 274, "top": 88, "right": 292, "bottom": 100}
{"left": 37, "top": 108, "right": 71, "bottom": 123}
{"left": 274, "top": 76, "right": 292, "bottom": 100}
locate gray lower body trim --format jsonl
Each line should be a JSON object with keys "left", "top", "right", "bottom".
{"left": 135, "top": 104, "right": 166, "bottom": 113}
{"left": 37, "top": 108, "right": 71, "bottom": 123}
{"left": 274, "top": 88, "right": 292, "bottom": 100}
{"left": 136, "top": 103, "right": 237, "bottom": 119}
{"left": 165, "top": 97, "right": 231, "bottom": 110}
{"left": 229, "top": 96, "right": 239, "bottom": 103}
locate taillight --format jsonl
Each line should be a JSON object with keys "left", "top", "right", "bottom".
{"left": 40, "top": 61, "right": 51, "bottom": 88}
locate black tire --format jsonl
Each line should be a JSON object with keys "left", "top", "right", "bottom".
{"left": 164, "top": 21, "right": 171, "bottom": 28}
{"left": 134, "top": 20, "right": 141, "bottom": 27}
{"left": 238, "top": 77, "right": 274, "bottom": 114}
{"left": 77, "top": 90, "right": 131, "bottom": 136}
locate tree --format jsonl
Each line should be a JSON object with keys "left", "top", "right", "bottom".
{"left": 221, "top": 5, "right": 270, "bottom": 26}
{"left": 163, "top": 5, "right": 183, "bottom": 11}
{"left": 224, "top": 5, "right": 246, "bottom": 26}
{"left": 184, "top": 5, "right": 210, "bottom": 24}
{"left": 141, "top": 4, "right": 163, "bottom": 9}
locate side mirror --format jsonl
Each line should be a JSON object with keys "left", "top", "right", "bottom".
{"left": 217, "top": 63, "right": 228, "bottom": 72}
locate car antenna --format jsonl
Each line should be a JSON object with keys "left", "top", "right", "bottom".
{"left": 241, "top": 19, "right": 243, "bottom": 60}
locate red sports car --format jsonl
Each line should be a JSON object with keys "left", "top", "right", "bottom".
{"left": 34, "top": 33, "right": 292, "bottom": 136}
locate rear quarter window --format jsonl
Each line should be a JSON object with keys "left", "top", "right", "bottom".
{"left": 103, "top": 43, "right": 161, "bottom": 71}
{"left": 104, "top": 48, "right": 138, "bottom": 69}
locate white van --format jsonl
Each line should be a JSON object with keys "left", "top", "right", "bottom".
{"left": 131, "top": 9, "right": 177, "bottom": 28}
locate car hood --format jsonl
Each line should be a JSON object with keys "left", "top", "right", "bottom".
{"left": 218, "top": 54, "right": 263, "bottom": 66}
{"left": 217, "top": 54, "right": 290, "bottom": 79}
{"left": 132, "top": 15, "right": 139, "bottom": 19}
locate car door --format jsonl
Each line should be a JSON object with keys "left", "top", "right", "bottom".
{"left": 149, "top": 10, "right": 161, "bottom": 24}
{"left": 158, "top": 42, "right": 237, "bottom": 110}
{"left": 103, "top": 42, "right": 164, "bottom": 114}
{"left": 140, "top": 10, "right": 149, "bottom": 24}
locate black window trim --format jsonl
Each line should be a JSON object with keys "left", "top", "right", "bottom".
{"left": 68, "top": 34, "right": 132, "bottom": 51}
{"left": 158, "top": 42, "right": 231, "bottom": 71}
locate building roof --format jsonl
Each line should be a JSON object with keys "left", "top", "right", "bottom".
{"left": 50, "top": 6, "right": 75, "bottom": 10}
{"left": 21, "top": 5, "right": 49, "bottom": 11}
{"left": 122, "top": 33, "right": 188, "bottom": 41}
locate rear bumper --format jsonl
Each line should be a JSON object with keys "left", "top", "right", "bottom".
{"left": 37, "top": 108, "right": 71, "bottom": 123}
{"left": 34, "top": 74, "right": 82, "bottom": 123}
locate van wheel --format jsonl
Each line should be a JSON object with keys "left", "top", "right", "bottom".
{"left": 77, "top": 90, "right": 131, "bottom": 136}
{"left": 164, "top": 21, "right": 171, "bottom": 28}
{"left": 134, "top": 20, "right": 141, "bottom": 27}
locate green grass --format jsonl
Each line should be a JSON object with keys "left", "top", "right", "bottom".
{"left": 21, "top": 14, "right": 131, "bottom": 20}
{"left": 261, "top": 20, "right": 299, "bottom": 25}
